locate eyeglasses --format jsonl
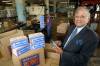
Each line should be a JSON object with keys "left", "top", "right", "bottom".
{"left": 75, "top": 15, "right": 89, "bottom": 19}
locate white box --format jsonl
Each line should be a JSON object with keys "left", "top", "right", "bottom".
{"left": 28, "top": 33, "right": 45, "bottom": 50}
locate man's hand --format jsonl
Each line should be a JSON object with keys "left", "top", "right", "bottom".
{"left": 55, "top": 40, "right": 62, "bottom": 47}
{"left": 53, "top": 46, "right": 63, "bottom": 54}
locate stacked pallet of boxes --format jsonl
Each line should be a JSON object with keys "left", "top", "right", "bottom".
{"left": 11, "top": 33, "right": 45, "bottom": 66}
{"left": 0, "top": 29, "right": 24, "bottom": 61}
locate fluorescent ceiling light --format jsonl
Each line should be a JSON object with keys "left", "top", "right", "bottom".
{"left": 6, "top": 3, "right": 13, "bottom": 4}
{"left": 60, "top": 2, "right": 68, "bottom": 3}
{"left": 2, "top": 0, "right": 11, "bottom": 2}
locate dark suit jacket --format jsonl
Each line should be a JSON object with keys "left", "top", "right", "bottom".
{"left": 59, "top": 25, "right": 99, "bottom": 66}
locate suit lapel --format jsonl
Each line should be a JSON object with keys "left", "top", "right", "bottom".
{"left": 63, "top": 25, "right": 89, "bottom": 48}
{"left": 62, "top": 26, "right": 75, "bottom": 47}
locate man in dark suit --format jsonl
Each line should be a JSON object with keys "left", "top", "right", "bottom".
{"left": 54, "top": 6, "right": 99, "bottom": 66}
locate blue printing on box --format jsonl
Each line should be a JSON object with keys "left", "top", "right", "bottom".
{"left": 29, "top": 36, "right": 45, "bottom": 49}
{"left": 31, "top": 41, "right": 45, "bottom": 46}
{"left": 31, "top": 44, "right": 44, "bottom": 49}
{"left": 30, "top": 36, "right": 44, "bottom": 39}
{"left": 34, "top": 39, "right": 44, "bottom": 42}
{"left": 29, "top": 38, "right": 44, "bottom": 42}
{"left": 30, "top": 46, "right": 43, "bottom": 50}
{"left": 16, "top": 45, "right": 30, "bottom": 56}
{"left": 30, "top": 39, "right": 44, "bottom": 42}
{"left": 30, "top": 44, "right": 45, "bottom": 50}
{"left": 11, "top": 39, "right": 28, "bottom": 43}
{"left": 31, "top": 40, "right": 44, "bottom": 45}
{"left": 11, "top": 39, "right": 29, "bottom": 49}
{"left": 31, "top": 42, "right": 44, "bottom": 45}
{"left": 30, "top": 45, "right": 43, "bottom": 50}
{"left": 11, "top": 39, "right": 28, "bottom": 47}
{"left": 31, "top": 39, "right": 45, "bottom": 44}
{"left": 31, "top": 44, "right": 45, "bottom": 46}
{"left": 29, "top": 37, "right": 43, "bottom": 40}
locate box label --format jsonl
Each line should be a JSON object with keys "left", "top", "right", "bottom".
{"left": 21, "top": 54, "right": 40, "bottom": 66}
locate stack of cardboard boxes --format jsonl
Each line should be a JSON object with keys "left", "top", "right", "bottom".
{"left": 11, "top": 33, "right": 45, "bottom": 66}
{"left": 0, "top": 29, "right": 24, "bottom": 61}
{"left": 0, "top": 30, "right": 60, "bottom": 66}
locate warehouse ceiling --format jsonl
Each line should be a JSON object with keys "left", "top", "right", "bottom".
{"left": 0, "top": 0, "right": 78, "bottom": 6}
{"left": 0, "top": 0, "right": 100, "bottom": 6}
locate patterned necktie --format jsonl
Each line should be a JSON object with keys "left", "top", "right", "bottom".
{"left": 63, "top": 28, "right": 77, "bottom": 48}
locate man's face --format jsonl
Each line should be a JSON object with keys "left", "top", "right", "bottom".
{"left": 74, "top": 10, "right": 90, "bottom": 27}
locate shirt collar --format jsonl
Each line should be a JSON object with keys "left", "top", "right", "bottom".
{"left": 76, "top": 25, "right": 86, "bottom": 34}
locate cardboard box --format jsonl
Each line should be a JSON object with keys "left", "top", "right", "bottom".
{"left": 10, "top": 36, "right": 29, "bottom": 49}
{"left": 46, "top": 52, "right": 60, "bottom": 64}
{"left": 47, "top": 52, "right": 60, "bottom": 59}
{"left": 29, "top": 33, "right": 45, "bottom": 50}
{"left": 12, "top": 45, "right": 30, "bottom": 56}
{"left": 50, "top": 63, "right": 59, "bottom": 66}
{"left": 23, "top": 30, "right": 35, "bottom": 36}
{"left": 12, "top": 48, "right": 45, "bottom": 66}
{"left": 45, "top": 43, "right": 60, "bottom": 66}
{"left": 0, "top": 30, "right": 24, "bottom": 60}
{"left": 45, "top": 43, "right": 56, "bottom": 52}
{"left": 0, "top": 59, "right": 13, "bottom": 66}
{"left": 45, "top": 58, "right": 59, "bottom": 66}
{"left": 45, "top": 59, "right": 51, "bottom": 66}
{"left": 0, "top": 29, "right": 17, "bottom": 38}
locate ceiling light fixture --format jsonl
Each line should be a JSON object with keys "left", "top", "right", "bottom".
{"left": 2, "top": 0, "right": 11, "bottom": 2}
{"left": 6, "top": 2, "right": 13, "bottom": 4}
{"left": 60, "top": 2, "right": 68, "bottom": 3}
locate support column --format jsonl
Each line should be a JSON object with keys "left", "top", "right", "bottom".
{"left": 15, "top": 0, "right": 26, "bottom": 23}
{"left": 45, "top": 0, "right": 49, "bottom": 14}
